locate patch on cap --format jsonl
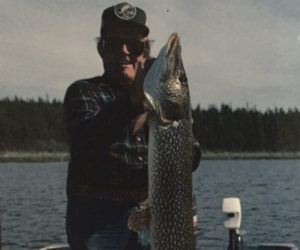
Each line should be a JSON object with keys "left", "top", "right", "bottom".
{"left": 114, "top": 2, "right": 137, "bottom": 20}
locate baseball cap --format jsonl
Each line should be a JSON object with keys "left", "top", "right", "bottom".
{"left": 100, "top": 2, "right": 149, "bottom": 38}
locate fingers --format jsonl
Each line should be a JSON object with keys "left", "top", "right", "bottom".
{"left": 129, "top": 58, "right": 155, "bottom": 109}
{"left": 131, "top": 62, "right": 144, "bottom": 94}
{"left": 129, "top": 62, "right": 145, "bottom": 109}
{"left": 134, "top": 58, "right": 155, "bottom": 89}
{"left": 145, "top": 57, "right": 155, "bottom": 71}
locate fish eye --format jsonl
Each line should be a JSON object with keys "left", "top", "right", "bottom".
{"left": 179, "top": 75, "right": 187, "bottom": 83}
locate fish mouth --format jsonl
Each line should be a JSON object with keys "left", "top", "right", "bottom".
{"left": 143, "top": 32, "right": 185, "bottom": 122}
{"left": 167, "top": 33, "right": 180, "bottom": 56}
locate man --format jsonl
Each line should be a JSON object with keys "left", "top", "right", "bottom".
{"left": 64, "top": 2, "right": 201, "bottom": 250}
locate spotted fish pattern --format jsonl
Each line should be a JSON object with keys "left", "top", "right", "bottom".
{"left": 144, "top": 33, "right": 195, "bottom": 250}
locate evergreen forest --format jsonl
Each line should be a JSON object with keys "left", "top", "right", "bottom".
{"left": 0, "top": 97, "right": 299, "bottom": 152}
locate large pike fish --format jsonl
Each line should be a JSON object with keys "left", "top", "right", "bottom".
{"left": 131, "top": 33, "right": 195, "bottom": 250}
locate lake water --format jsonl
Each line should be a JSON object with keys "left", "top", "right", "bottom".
{"left": 0, "top": 160, "right": 299, "bottom": 249}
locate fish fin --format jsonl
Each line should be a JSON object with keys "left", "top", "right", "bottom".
{"left": 194, "top": 230, "right": 200, "bottom": 235}
{"left": 133, "top": 112, "right": 149, "bottom": 134}
{"left": 159, "top": 117, "right": 173, "bottom": 126}
{"left": 139, "top": 198, "right": 149, "bottom": 207}
{"left": 128, "top": 206, "right": 151, "bottom": 232}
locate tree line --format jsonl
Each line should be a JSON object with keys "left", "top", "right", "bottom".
{"left": 0, "top": 97, "right": 299, "bottom": 152}
{"left": 0, "top": 97, "right": 67, "bottom": 151}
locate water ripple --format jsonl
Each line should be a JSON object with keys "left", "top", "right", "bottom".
{"left": 1, "top": 160, "right": 299, "bottom": 249}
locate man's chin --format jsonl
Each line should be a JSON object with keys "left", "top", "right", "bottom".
{"left": 118, "top": 72, "right": 135, "bottom": 88}
{"left": 107, "top": 69, "right": 135, "bottom": 87}
{"left": 119, "top": 79, "right": 133, "bottom": 88}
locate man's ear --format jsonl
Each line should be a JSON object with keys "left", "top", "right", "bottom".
{"left": 97, "top": 38, "right": 104, "bottom": 58}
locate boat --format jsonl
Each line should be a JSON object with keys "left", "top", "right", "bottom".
{"left": 222, "top": 197, "right": 298, "bottom": 250}
{"left": 40, "top": 197, "right": 298, "bottom": 250}
{"left": 39, "top": 244, "right": 69, "bottom": 250}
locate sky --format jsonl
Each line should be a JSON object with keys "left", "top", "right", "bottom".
{"left": 1, "top": 0, "right": 300, "bottom": 110}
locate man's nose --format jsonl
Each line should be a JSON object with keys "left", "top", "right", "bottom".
{"left": 121, "top": 44, "right": 130, "bottom": 54}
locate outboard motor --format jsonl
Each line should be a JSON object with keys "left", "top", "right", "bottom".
{"left": 222, "top": 197, "right": 243, "bottom": 250}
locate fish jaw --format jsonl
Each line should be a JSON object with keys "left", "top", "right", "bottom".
{"left": 144, "top": 33, "right": 191, "bottom": 123}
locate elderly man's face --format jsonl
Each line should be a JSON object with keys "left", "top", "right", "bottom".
{"left": 99, "top": 26, "right": 148, "bottom": 86}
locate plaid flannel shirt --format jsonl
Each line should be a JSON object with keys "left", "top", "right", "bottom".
{"left": 64, "top": 74, "right": 201, "bottom": 201}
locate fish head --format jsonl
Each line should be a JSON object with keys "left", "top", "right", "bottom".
{"left": 144, "top": 32, "right": 191, "bottom": 122}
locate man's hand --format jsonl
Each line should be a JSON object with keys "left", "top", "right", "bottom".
{"left": 129, "top": 57, "right": 155, "bottom": 111}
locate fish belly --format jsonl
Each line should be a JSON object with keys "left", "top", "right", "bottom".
{"left": 148, "top": 119, "right": 195, "bottom": 250}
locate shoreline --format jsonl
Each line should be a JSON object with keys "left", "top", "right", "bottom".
{"left": 202, "top": 151, "right": 300, "bottom": 160}
{"left": 0, "top": 151, "right": 69, "bottom": 162}
{"left": 1, "top": 151, "right": 300, "bottom": 162}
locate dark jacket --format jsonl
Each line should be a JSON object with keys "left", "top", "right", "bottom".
{"left": 64, "top": 74, "right": 201, "bottom": 203}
